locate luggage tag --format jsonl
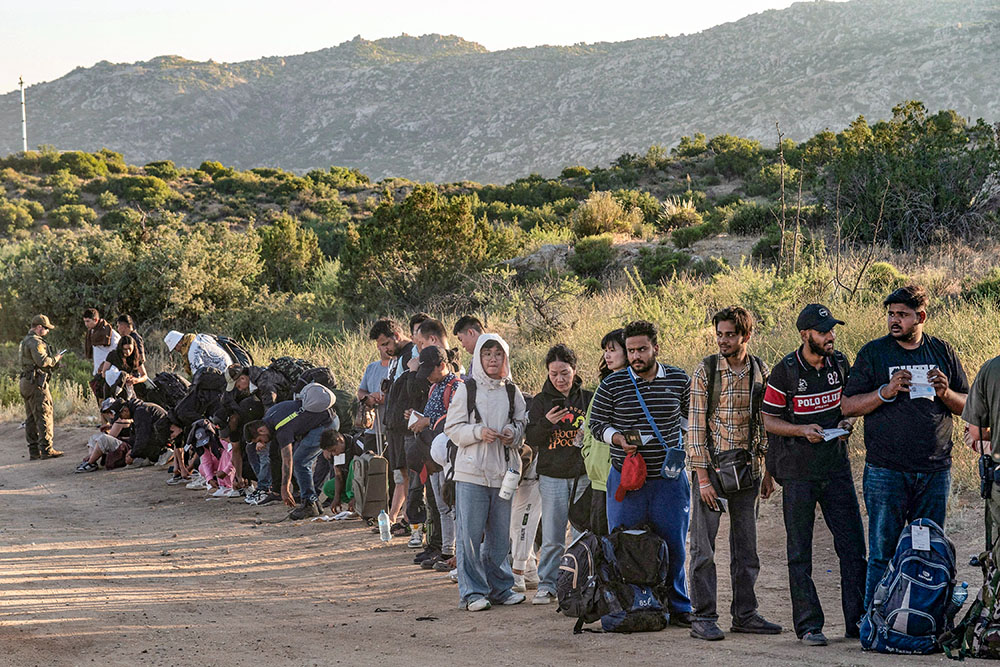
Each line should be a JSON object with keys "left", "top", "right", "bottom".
{"left": 911, "top": 525, "right": 931, "bottom": 551}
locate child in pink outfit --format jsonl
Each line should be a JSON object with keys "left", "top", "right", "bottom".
{"left": 199, "top": 439, "right": 236, "bottom": 490}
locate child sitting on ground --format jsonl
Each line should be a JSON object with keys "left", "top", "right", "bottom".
{"left": 188, "top": 420, "right": 239, "bottom": 498}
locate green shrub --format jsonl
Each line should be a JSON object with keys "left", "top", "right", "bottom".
{"left": 568, "top": 234, "right": 616, "bottom": 277}
{"left": 198, "top": 161, "right": 234, "bottom": 179}
{"left": 672, "top": 133, "right": 708, "bottom": 158}
{"left": 0, "top": 197, "right": 34, "bottom": 233}
{"left": 48, "top": 204, "right": 97, "bottom": 227}
{"left": 478, "top": 174, "right": 585, "bottom": 208}
{"left": 106, "top": 175, "right": 174, "bottom": 208}
{"left": 613, "top": 189, "right": 660, "bottom": 223}
{"left": 637, "top": 245, "right": 692, "bottom": 284}
{"left": 97, "top": 191, "right": 119, "bottom": 209}
{"left": 728, "top": 201, "right": 775, "bottom": 235}
{"left": 964, "top": 269, "right": 1000, "bottom": 304}
{"left": 672, "top": 219, "right": 723, "bottom": 248}
{"left": 745, "top": 163, "right": 801, "bottom": 197}
{"left": 658, "top": 196, "right": 702, "bottom": 231}
{"left": 145, "top": 160, "right": 180, "bottom": 181}
{"left": 258, "top": 215, "right": 323, "bottom": 292}
{"left": 708, "top": 134, "right": 763, "bottom": 178}
{"left": 560, "top": 165, "right": 590, "bottom": 179}
{"left": 56, "top": 151, "right": 108, "bottom": 179}
{"left": 570, "top": 191, "right": 644, "bottom": 237}
{"left": 865, "top": 261, "right": 908, "bottom": 294}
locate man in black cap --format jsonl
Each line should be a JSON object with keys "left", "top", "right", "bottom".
{"left": 841, "top": 285, "right": 968, "bottom": 609}
{"left": 761, "top": 304, "right": 866, "bottom": 647}
{"left": 19, "top": 314, "right": 64, "bottom": 460}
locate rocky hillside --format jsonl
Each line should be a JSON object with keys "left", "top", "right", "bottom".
{"left": 1, "top": 0, "right": 996, "bottom": 182}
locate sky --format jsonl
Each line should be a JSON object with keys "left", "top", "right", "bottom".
{"left": 1, "top": 0, "right": 847, "bottom": 94}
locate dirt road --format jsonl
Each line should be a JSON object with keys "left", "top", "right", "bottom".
{"left": 0, "top": 423, "right": 981, "bottom": 666}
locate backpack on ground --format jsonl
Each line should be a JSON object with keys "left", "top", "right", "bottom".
{"left": 860, "top": 518, "right": 957, "bottom": 654}
{"left": 294, "top": 366, "right": 337, "bottom": 394}
{"left": 351, "top": 450, "right": 389, "bottom": 521}
{"left": 557, "top": 526, "right": 670, "bottom": 634}
{"left": 210, "top": 334, "right": 254, "bottom": 368}
{"left": 147, "top": 372, "right": 190, "bottom": 410}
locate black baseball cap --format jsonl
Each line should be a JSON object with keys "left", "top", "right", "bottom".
{"left": 796, "top": 304, "right": 845, "bottom": 333}
{"left": 416, "top": 345, "right": 448, "bottom": 381}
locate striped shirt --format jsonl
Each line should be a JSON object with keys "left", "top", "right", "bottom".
{"left": 687, "top": 354, "right": 768, "bottom": 480}
{"left": 589, "top": 363, "right": 690, "bottom": 477}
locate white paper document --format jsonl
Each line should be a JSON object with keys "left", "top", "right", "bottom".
{"left": 906, "top": 364, "right": 937, "bottom": 400}
{"left": 821, "top": 428, "right": 850, "bottom": 441}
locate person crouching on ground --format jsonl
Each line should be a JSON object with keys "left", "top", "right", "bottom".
{"left": 444, "top": 334, "right": 527, "bottom": 611}
{"left": 188, "top": 420, "right": 239, "bottom": 498}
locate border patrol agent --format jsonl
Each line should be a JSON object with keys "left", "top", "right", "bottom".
{"left": 19, "top": 314, "right": 64, "bottom": 460}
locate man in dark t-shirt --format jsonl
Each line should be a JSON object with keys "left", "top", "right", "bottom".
{"left": 842, "top": 285, "right": 968, "bottom": 609}
{"left": 761, "top": 304, "right": 866, "bottom": 647}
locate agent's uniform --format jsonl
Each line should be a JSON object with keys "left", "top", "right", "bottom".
{"left": 19, "top": 318, "right": 59, "bottom": 458}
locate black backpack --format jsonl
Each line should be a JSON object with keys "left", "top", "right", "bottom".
{"left": 210, "top": 334, "right": 254, "bottom": 367}
{"left": 268, "top": 356, "right": 315, "bottom": 388}
{"left": 192, "top": 366, "right": 227, "bottom": 394}
{"left": 147, "top": 372, "right": 190, "bottom": 410}
{"left": 294, "top": 366, "right": 337, "bottom": 394}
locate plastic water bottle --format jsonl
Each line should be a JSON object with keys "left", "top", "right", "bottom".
{"left": 946, "top": 581, "right": 969, "bottom": 620}
{"left": 378, "top": 510, "right": 391, "bottom": 542}
{"left": 498, "top": 468, "right": 520, "bottom": 500}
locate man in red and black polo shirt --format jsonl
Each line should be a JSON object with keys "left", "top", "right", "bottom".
{"left": 761, "top": 304, "right": 867, "bottom": 648}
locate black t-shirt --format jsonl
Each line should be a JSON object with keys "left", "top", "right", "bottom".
{"left": 762, "top": 348, "right": 851, "bottom": 481}
{"left": 843, "top": 334, "right": 968, "bottom": 473}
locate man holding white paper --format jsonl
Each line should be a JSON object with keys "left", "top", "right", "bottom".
{"left": 841, "top": 285, "right": 968, "bottom": 610}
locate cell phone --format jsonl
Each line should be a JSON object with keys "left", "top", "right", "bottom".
{"left": 716, "top": 498, "right": 729, "bottom": 513}
{"left": 552, "top": 397, "right": 566, "bottom": 409}
{"left": 623, "top": 430, "right": 643, "bottom": 449}
{"left": 58, "top": 349, "right": 68, "bottom": 356}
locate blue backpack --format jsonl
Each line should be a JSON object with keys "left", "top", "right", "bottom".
{"left": 860, "top": 518, "right": 957, "bottom": 654}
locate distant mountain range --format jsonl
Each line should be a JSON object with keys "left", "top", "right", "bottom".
{"left": 1, "top": 0, "right": 997, "bottom": 183}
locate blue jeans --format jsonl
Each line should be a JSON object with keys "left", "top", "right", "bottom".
{"left": 863, "top": 463, "right": 951, "bottom": 607}
{"left": 782, "top": 470, "right": 867, "bottom": 638}
{"left": 292, "top": 426, "right": 326, "bottom": 503}
{"left": 455, "top": 481, "right": 515, "bottom": 606}
{"left": 247, "top": 443, "right": 272, "bottom": 492}
{"left": 537, "top": 474, "right": 587, "bottom": 594}
{"left": 606, "top": 466, "right": 692, "bottom": 613}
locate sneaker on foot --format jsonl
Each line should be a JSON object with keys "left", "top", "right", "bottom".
{"left": 244, "top": 489, "right": 262, "bottom": 505}
{"left": 433, "top": 556, "right": 456, "bottom": 573}
{"left": 407, "top": 526, "right": 424, "bottom": 548}
{"left": 288, "top": 500, "right": 322, "bottom": 520}
{"left": 256, "top": 492, "right": 281, "bottom": 506}
{"left": 501, "top": 592, "right": 526, "bottom": 606}
{"left": 421, "top": 553, "right": 448, "bottom": 570}
{"left": 390, "top": 521, "right": 410, "bottom": 537}
{"left": 75, "top": 461, "right": 99, "bottom": 473}
{"left": 512, "top": 574, "right": 526, "bottom": 593}
{"left": 448, "top": 568, "right": 458, "bottom": 583}
{"left": 524, "top": 573, "right": 540, "bottom": 590}
{"left": 467, "top": 598, "right": 491, "bottom": 612}
{"left": 126, "top": 458, "right": 153, "bottom": 469}
{"left": 155, "top": 451, "right": 172, "bottom": 466}
{"left": 531, "top": 591, "right": 556, "bottom": 605}
{"left": 731, "top": 614, "right": 782, "bottom": 635}
{"left": 166, "top": 475, "right": 190, "bottom": 486}
{"left": 186, "top": 478, "right": 211, "bottom": 490}
{"left": 690, "top": 620, "right": 725, "bottom": 641}
{"left": 801, "top": 630, "right": 828, "bottom": 646}
{"left": 220, "top": 487, "right": 241, "bottom": 498}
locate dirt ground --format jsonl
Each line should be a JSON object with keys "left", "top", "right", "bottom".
{"left": 0, "top": 422, "right": 985, "bottom": 666}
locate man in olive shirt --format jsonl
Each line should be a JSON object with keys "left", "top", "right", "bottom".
{"left": 19, "top": 314, "right": 64, "bottom": 459}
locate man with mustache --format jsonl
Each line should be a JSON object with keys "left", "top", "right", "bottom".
{"left": 761, "top": 304, "right": 866, "bottom": 647}
{"left": 841, "top": 285, "right": 968, "bottom": 610}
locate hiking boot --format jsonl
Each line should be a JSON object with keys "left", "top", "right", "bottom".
{"left": 668, "top": 611, "right": 693, "bottom": 628}
{"left": 288, "top": 500, "right": 322, "bottom": 520}
{"left": 801, "top": 631, "right": 828, "bottom": 646}
{"left": 690, "top": 620, "right": 725, "bottom": 641}
{"left": 466, "top": 598, "right": 491, "bottom": 612}
{"left": 126, "top": 458, "right": 153, "bottom": 469}
{"left": 40, "top": 449, "right": 64, "bottom": 459}
{"left": 501, "top": 592, "right": 526, "bottom": 606}
{"left": 75, "top": 461, "right": 99, "bottom": 473}
{"left": 256, "top": 492, "right": 281, "bottom": 506}
{"left": 408, "top": 526, "right": 424, "bottom": 548}
{"left": 731, "top": 614, "right": 781, "bottom": 635}
{"left": 29, "top": 450, "right": 41, "bottom": 460}
{"left": 531, "top": 591, "right": 556, "bottom": 605}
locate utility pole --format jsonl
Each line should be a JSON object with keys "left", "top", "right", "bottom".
{"left": 19, "top": 76, "right": 28, "bottom": 152}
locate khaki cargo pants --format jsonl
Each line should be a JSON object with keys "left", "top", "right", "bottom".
{"left": 19, "top": 376, "right": 54, "bottom": 457}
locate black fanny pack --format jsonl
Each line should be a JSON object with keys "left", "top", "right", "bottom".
{"left": 715, "top": 448, "right": 754, "bottom": 495}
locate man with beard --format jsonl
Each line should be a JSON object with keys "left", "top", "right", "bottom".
{"left": 686, "top": 306, "right": 780, "bottom": 641}
{"left": 761, "top": 304, "right": 866, "bottom": 647}
{"left": 841, "top": 285, "right": 968, "bottom": 610}
{"left": 589, "top": 319, "right": 694, "bottom": 627}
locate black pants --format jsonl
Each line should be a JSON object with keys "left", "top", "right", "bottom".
{"left": 781, "top": 469, "right": 867, "bottom": 638}
{"left": 590, "top": 488, "right": 609, "bottom": 536}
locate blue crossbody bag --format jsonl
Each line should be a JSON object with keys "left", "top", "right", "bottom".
{"left": 627, "top": 367, "right": 686, "bottom": 479}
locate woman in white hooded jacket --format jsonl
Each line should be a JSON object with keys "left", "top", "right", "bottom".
{"left": 444, "top": 333, "right": 527, "bottom": 611}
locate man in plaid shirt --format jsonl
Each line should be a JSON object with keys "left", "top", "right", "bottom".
{"left": 686, "top": 306, "right": 781, "bottom": 641}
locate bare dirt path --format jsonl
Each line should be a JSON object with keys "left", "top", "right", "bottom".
{"left": 0, "top": 423, "right": 982, "bottom": 666}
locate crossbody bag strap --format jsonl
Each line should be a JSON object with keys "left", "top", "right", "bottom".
{"left": 703, "top": 355, "right": 720, "bottom": 465}
{"left": 627, "top": 367, "right": 671, "bottom": 451}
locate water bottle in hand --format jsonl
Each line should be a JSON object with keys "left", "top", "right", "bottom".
{"left": 378, "top": 509, "right": 392, "bottom": 542}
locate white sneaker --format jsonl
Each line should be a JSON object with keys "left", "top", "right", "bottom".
{"left": 532, "top": 591, "right": 555, "bottom": 605}
{"left": 467, "top": 598, "right": 491, "bottom": 612}
{"left": 512, "top": 574, "right": 526, "bottom": 593}
{"left": 220, "top": 488, "right": 241, "bottom": 498}
{"left": 448, "top": 569, "right": 458, "bottom": 583}
{"left": 244, "top": 489, "right": 261, "bottom": 505}
{"left": 211, "top": 487, "right": 228, "bottom": 497}
{"left": 407, "top": 527, "right": 424, "bottom": 549}
{"left": 187, "top": 478, "right": 211, "bottom": 490}
{"left": 155, "top": 451, "right": 172, "bottom": 466}
{"left": 502, "top": 592, "right": 526, "bottom": 606}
